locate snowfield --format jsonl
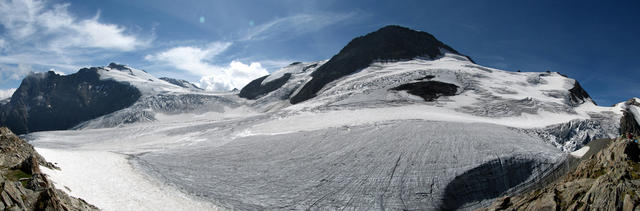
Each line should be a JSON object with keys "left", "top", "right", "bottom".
{"left": 26, "top": 55, "right": 633, "bottom": 210}
{"left": 37, "top": 148, "right": 221, "bottom": 211}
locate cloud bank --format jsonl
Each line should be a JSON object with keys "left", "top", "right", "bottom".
{"left": 145, "top": 42, "right": 268, "bottom": 91}
{"left": 197, "top": 61, "right": 268, "bottom": 91}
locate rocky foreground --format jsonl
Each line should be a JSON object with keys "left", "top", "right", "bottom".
{"left": 481, "top": 139, "right": 640, "bottom": 211}
{"left": 0, "top": 127, "right": 97, "bottom": 211}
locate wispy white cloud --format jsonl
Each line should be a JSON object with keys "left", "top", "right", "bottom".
{"left": 0, "top": 88, "right": 17, "bottom": 100}
{"left": 145, "top": 42, "right": 268, "bottom": 91}
{"left": 145, "top": 42, "right": 231, "bottom": 76}
{"left": 242, "top": 12, "right": 357, "bottom": 41}
{"left": 0, "top": 0, "right": 152, "bottom": 83}
{"left": 0, "top": 0, "right": 149, "bottom": 51}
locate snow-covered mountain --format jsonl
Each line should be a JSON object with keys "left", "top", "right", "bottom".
{"left": 0, "top": 62, "right": 241, "bottom": 133}
{"left": 238, "top": 26, "right": 620, "bottom": 152}
{"left": 72, "top": 63, "right": 242, "bottom": 129}
{"left": 14, "top": 25, "right": 640, "bottom": 210}
{"left": 0, "top": 65, "right": 142, "bottom": 134}
{"left": 243, "top": 53, "right": 624, "bottom": 151}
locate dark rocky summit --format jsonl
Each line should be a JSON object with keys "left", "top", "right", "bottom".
{"left": 0, "top": 68, "right": 141, "bottom": 134}
{"left": 0, "top": 127, "right": 98, "bottom": 210}
{"left": 289, "top": 25, "right": 470, "bottom": 104}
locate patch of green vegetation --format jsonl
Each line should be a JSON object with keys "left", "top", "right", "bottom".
{"left": 4, "top": 169, "right": 32, "bottom": 187}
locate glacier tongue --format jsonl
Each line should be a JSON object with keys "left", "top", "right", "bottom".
{"left": 30, "top": 119, "right": 565, "bottom": 210}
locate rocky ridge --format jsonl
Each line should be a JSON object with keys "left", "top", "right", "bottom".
{"left": 481, "top": 139, "right": 640, "bottom": 211}
{"left": 0, "top": 68, "right": 141, "bottom": 134}
{"left": 0, "top": 127, "right": 97, "bottom": 210}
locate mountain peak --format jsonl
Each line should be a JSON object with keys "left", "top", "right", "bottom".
{"left": 289, "top": 25, "right": 471, "bottom": 104}
{"left": 107, "top": 62, "right": 130, "bottom": 71}
{"left": 367, "top": 25, "right": 460, "bottom": 53}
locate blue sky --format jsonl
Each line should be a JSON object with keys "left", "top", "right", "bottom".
{"left": 0, "top": 0, "right": 638, "bottom": 105}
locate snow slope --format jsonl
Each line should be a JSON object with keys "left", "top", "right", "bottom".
{"left": 37, "top": 148, "right": 221, "bottom": 211}
{"left": 99, "top": 63, "right": 192, "bottom": 95}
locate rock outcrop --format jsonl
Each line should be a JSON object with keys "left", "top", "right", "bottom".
{"left": 389, "top": 81, "right": 458, "bottom": 101}
{"left": 568, "top": 81, "right": 594, "bottom": 106}
{"left": 0, "top": 127, "right": 98, "bottom": 210}
{"left": 480, "top": 139, "right": 640, "bottom": 211}
{"left": 0, "top": 68, "right": 141, "bottom": 134}
{"left": 239, "top": 73, "right": 292, "bottom": 100}
{"left": 621, "top": 98, "right": 640, "bottom": 136}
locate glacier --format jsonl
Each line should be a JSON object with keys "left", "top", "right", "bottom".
{"left": 22, "top": 54, "right": 632, "bottom": 210}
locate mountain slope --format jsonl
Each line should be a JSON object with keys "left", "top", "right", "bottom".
{"left": 290, "top": 25, "right": 472, "bottom": 104}
{"left": 481, "top": 139, "right": 640, "bottom": 211}
{"left": 0, "top": 69, "right": 141, "bottom": 134}
{"left": 241, "top": 51, "right": 613, "bottom": 151}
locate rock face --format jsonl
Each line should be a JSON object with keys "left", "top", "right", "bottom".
{"left": 239, "top": 73, "right": 292, "bottom": 100}
{"left": 289, "top": 25, "right": 470, "bottom": 104}
{"left": 0, "top": 68, "right": 141, "bottom": 134}
{"left": 0, "top": 127, "right": 98, "bottom": 210}
{"left": 481, "top": 139, "right": 640, "bottom": 211}
{"left": 568, "top": 81, "right": 594, "bottom": 106}
{"left": 621, "top": 110, "right": 640, "bottom": 137}
{"left": 621, "top": 99, "right": 640, "bottom": 136}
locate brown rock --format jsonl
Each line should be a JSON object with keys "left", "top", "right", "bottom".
{"left": 0, "top": 127, "right": 98, "bottom": 210}
{"left": 482, "top": 140, "right": 640, "bottom": 211}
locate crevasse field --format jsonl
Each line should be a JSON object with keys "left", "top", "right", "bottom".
{"left": 25, "top": 54, "right": 630, "bottom": 210}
